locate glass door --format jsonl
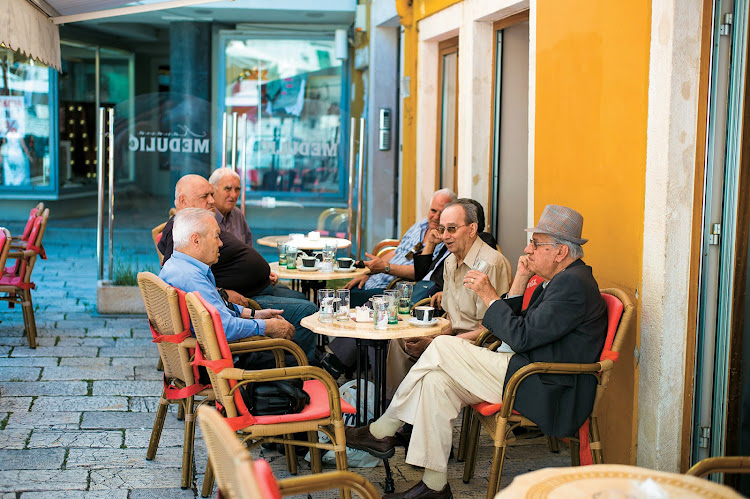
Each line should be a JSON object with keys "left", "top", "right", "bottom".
{"left": 437, "top": 38, "right": 458, "bottom": 193}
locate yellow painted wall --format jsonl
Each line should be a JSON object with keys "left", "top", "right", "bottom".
{"left": 535, "top": 0, "right": 651, "bottom": 463}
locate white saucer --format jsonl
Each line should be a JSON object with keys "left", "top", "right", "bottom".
{"left": 408, "top": 317, "right": 439, "bottom": 327}
{"left": 297, "top": 266, "right": 320, "bottom": 272}
{"left": 334, "top": 267, "right": 356, "bottom": 273}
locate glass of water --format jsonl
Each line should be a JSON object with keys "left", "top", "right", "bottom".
{"left": 372, "top": 297, "right": 389, "bottom": 330}
{"left": 286, "top": 244, "right": 298, "bottom": 270}
{"left": 277, "top": 241, "right": 287, "bottom": 266}
{"left": 321, "top": 242, "right": 336, "bottom": 273}
{"left": 397, "top": 281, "right": 413, "bottom": 314}
{"left": 335, "top": 289, "right": 350, "bottom": 321}
{"left": 472, "top": 259, "right": 490, "bottom": 274}
{"left": 384, "top": 290, "right": 399, "bottom": 324}
{"left": 318, "top": 289, "right": 335, "bottom": 323}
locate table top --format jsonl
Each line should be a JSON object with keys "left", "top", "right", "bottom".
{"left": 257, "top": 235, "right": 352, "bottom": 250}
{"left": 270, "top": 262, "right": 368, "bottom": 281}
{"left": 301, "top": 312, "right": 451, "bottom": 340}
{"left": 496, "top": 464, "right": 742, "bottom": 499}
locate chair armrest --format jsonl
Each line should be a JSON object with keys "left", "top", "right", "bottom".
{"left": 180, "top": 337, "right": 197, "bottom": 349}
{"left": 277, "top": 471, "right": 379, "bottom": 498}
{"left": 498, "top": 360, "right": 613, "bottom": 418}
{"left": 226, "top": 337, "right": 307, "bottom": 366}
{"left": 473, "top": 329, "right": 494, "bottom": 347}
{"left": 219, "top": 365, "right": 343, "bottom": 415}
{"left": 7, "top": 250, "right": 33, "bottom": 259}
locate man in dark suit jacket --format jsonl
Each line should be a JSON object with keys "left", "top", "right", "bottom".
{"left": 344, "top": 205, "right": 607, "bottom": 499}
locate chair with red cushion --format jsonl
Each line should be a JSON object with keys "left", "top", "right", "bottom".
{"left": 9, "top": 202, "right": 43, "bottom": 249}
{"left": 461, "top": 287, "right": 635, "bottom": 498}
{"left": 197, "top": 405, "right": 379, "bottom": 499}
{"left": 184, "top": 291, "right": 356, "bottom": 498}
{"left": 0, "top": 208, "right": 50, "bottom": 348}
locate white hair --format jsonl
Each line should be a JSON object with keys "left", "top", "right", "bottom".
{"left": 434, "top": 188, "right": 457, "bottom": 202}
{"left": 552, "top": 236, "right": 584, "bottom": 259}
{"left": 173, "top": 208, "right": 214, "bottom": 250}
{"left": 208, "top": 167, "right": 240, "bottom": 187}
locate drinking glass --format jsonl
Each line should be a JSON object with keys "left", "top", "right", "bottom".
{"left": 335, "top": 289, "right": 350, "bottom": 321}
{"left": 286, "top": 245, "right": 298, "bottom": 269}
{"left": 318, "top": 289, "right": 335, "bottom": 323}
{"left": 472, "top": 259, "right": 490, "bottom": 274}
{"left": 277, "top": 241, "right": 287, "bottom": 266}
{"left": 397, "top": 282, "right": 413, "bottom": 313}
{"left": 372, "top": 297, "right": 389, "bottom": 330}
{"left": 322, "top": 242, "right": 336, "bottom": 273}
{"left": 384, "top": 290, "right": 399, "bottom": 324}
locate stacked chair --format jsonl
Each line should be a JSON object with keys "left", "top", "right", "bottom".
{"left": 197, "top": 405, "right": 379, "bottom": 499}
{"left": 183, "top": 290, "right": 356, "bottom": 498}
{"left": 460, "top": 284, "right": 635, "bottom": 498}
{"left": 0, "top": 205, "right": 50, "bottom": 348}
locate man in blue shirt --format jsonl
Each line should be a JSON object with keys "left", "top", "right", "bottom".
{"left": 159, "top": 208, "right": 295, "bottom": 344}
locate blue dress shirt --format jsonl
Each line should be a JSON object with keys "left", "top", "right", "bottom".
{"left": 158, "top": 250, "right": 266, "bottom": 341}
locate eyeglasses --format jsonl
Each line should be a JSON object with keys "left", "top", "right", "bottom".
{"left": 436, "top": 224, "right": 467, "bottom": 235}
{"left": 529, "top": 239, "right": 559, "bottom": 250}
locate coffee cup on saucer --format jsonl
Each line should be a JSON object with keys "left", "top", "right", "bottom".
{"left": 413, "top": 306, "right": 435, "bottom": 323}
{"left": 301, "top": 256, "right": 317, "bottom": 268}
{"left": 337, "top": 257, "right": 354, "bottom": 269}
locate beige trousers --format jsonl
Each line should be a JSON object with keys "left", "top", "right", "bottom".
{"left": 383, "top": 335, "right": 512, "bottom": 473}
{"left": 385, "top": 338, "right": 416, "bottom": 399}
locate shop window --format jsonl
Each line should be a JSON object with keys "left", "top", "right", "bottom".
{"left": 0, "top": 46, "right": 52, "bottom": 190}
{"left": 222, "top": 36, "right": 346, "bottom": 199}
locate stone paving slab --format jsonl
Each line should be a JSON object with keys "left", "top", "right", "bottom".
{"left": 0, "top": 381, "right": 88, "bottom": 396}
{"left": 56, "top": 337, "right": 117, "bottom": 348}
{"left": 27, "top": 429, "right": 123, "bottom": 448}
{"left": 0, "top": 397, "right": 33, "bottom": 412}
{"left": 89, "top": 467, "right": 184, "bottom": 490}
{"left": 0, "top": 470, "right": 89, "bottom": 492}
{"left": 0, "top": 448, "right": 67, "bottom": 469}
{"left": 127, "top": 397, "right": 162, "bottom": 412}
{"left": 111, "top": 358, "right": 158, "bottom": 368}
{"left": 92, "top": 380, "right": 162, "bottom": 397}
{"left": 0, "top": 357, "right": 59, "bottom": 367}
{"left": 99, "top": 345, "right": 157, "bottom": 358}
{"left": 133, "top": 366, "right": 163, "bottom": 380}
{"left": 67, "top": 447, "right": 183, "bottom": 469}
{"left": 0, "top": 367, "right": 41, "bottom": 381}
{"left": 58, "top": 358, "right": 113, "bottom": 367}
{"left": 81, "top": 411, "right": 181, "bottom": 430}
{"left": 11, "top": 346, "right": 99, "bottom": 358}
{"left": 0, "top": 428, "right": 31, "bottom": 449}
{"left": 128, "top": 489, "right": 195, "bottom": 499}
{"left": 5, "top": 411, "right": 81, "bottom": 429}
{"left": 41, "top": 366, "right": 134, "bottom": 381}
{"left": 124, "top": 428, "right": 184, "bottom": 449}
{"left": 21, "top": 492, "right": 129, "bottom": 499}
{"left": 32, "top": 396, "right": 128, "bottom": 412}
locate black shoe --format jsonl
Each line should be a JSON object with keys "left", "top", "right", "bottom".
{"left": 345, "top": 424, "right": 395, "bottom": 459}
{"left": 383, "top": 481, "right": 452, "bottom": 498}
{"left": 319, "top": 352, "right": 348, "bottom": 379}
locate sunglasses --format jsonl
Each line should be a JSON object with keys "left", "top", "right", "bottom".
{"left": 436, "top": 224, "right": 467, "bottom": 235}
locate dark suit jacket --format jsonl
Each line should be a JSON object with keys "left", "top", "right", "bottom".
{"left": 481, "top": 259, "right": 607, "bottom": 437}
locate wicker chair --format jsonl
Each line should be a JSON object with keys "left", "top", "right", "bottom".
{"left": 687, "top": 456, "right": 750, "bottom": 478}
{"left": 461, "top": 287, "right": 635, "bottom": 498}
{"left": 152, "top": 221, "right": 168, "bottom": 265}
{"left": 9, "top": 202, "right": 43, "bottom": 249}
{"left": 317, "top": 208, "right": 348, "bottom": 238}
{"left": 0, "top": 208, "right": 50, "bottom": 348}
{"left": 137, "top": 272, "right": 216, "bottom": 488}
{"left": 184, "top": 291, "right": 356, "bottom": 498}
{"left": 197, "top": 405, "right": 379, "bottom": 499}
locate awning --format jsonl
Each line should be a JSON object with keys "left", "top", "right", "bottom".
{"left": 1, "top": 0, "right": 231, "bottom": 72}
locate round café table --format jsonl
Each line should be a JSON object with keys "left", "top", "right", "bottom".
{"left": 269, "top": 262, "right": 368, "bottom": 302}
{"left": 496, "top": 464, "right": 743, "bottom": 498}
{"left": 301, "top": 311, "right": 451, "bottom": 493}
{"left": 257, "top": 235, "right": 352, "bottom": 250}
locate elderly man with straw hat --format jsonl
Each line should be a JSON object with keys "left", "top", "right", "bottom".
{"left": 344, "top": 205, "right": 608, "bottom": 499}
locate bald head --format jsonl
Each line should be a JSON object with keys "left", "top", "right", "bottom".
{"left": 427, "top": 188, "right": 457, "bottom": 229}
{"left": 174, "top": 175, "right": 216, "bottom": 212}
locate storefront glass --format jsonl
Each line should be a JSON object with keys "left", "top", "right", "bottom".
{"left": 0, "top": 46, "right": 53, "bottom": 190}
{"left": 221, "top": 36, "right": 346, "bottom": 200}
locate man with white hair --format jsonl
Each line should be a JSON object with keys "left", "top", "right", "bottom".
{"left": 158, "top": 174, "right": 317, "bottom": 362}
{"left": 158, "top": 208, "right": 294, "bottom": 343}
{"left": 209, "top": 167, "right": 253, "bottom": 246}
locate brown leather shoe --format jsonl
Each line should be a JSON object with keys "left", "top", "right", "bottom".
{"left": 344, "top": 424, "right": 395, "bottom": 459}
{"left": 383, "top": 481, "right": 452, "bottom": 499}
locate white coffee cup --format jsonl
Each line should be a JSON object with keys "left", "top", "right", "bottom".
{"left": 413, "top": 306, "right": 435, "bottom": 322}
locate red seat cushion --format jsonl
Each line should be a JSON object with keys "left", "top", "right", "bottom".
{"left": 254, "top": 379, "right": 355, "bottom": 425}
{"left": 253, "top": 459, "right": 282, "bottom": 499}
{"left": 472, "top": 401, "right": 521, "bottom": 417}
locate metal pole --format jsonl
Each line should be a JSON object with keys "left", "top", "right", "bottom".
{"left": 230, "top": 112, "right": 238, "bottom": 172}
{"left": 356, "top": 117, "right": 366, "bottom": 260}
{"left": 107, "top": 108, "right": 115, "bottom": 281}
{"left": 347, "top": 117, "right": 357, "bottom": 254}
{"left": 240, "top": 113, "right": 247, "bottom": 217}
{"left": 221, "top": 112, "right": 228, "bottom": 168}
{"left": 96, "top": 107, "right": 105, "bottom": 280}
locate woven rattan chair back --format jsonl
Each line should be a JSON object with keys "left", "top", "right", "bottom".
{"left": 197, "top": 406, "right": 263, "bottom": 499}
{"left": 137, "top": 272, "right": 194, "bottom": 384}
{"left": 19, "top": 208, "right": 49, "bottom": 284}
{"left": 185, "top": 291, "right": 240, "bottom": 417}
{"left": 0, "top": 228, "right": 11, "bottom": 273}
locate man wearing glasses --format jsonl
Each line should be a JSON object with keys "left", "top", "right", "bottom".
{"left": 345, "top": 205, "right": 607, "bottom": 499}
{"left": 386, "top": 198, "right": 510, "bottom": 397}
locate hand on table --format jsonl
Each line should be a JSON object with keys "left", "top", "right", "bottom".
{"left": 463, "top": 270, "right": 500, "bottom": 307}
{"left": 255, "top": 308, "right": 284, "bottom": 320}
{"left": 264, "top": 317, "right": 295, "bottom": 341}
{"left": 269, "top": 272, "right": 279, "bottom": 286}
{"left": 345, "top": 274, "right": 370, "bottom": 290}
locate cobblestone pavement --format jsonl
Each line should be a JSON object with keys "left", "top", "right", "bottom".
{"left": 0, "top": 223, "right": 571, "bottom": 498}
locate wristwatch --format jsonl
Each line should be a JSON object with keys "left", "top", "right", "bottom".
{"left": 384, "top": 264, "right": 391, "bottom": 274}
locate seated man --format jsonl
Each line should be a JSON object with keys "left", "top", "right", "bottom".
{"left": 344, "top": 188, "right": 456, "bottom": 305}
{"left": 345, "top": 205, "right": 608, "bottom": 499}
{"left": 159, "top": 208, "right": 295, "bottom": 368}
{"left": 412, "top": 198, "right": 498, "bottom": 304}
{"left": 158, "top": 174, "right": 317, "bottom": 362}
{"left": 386, "top": 198, "right": 510, "bottom": 397}
{"left": 209, "top": 167, "right": 301, "bottom": 299}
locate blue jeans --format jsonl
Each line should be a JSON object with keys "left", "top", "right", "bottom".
{"left": 251, "top": 286, "right": 317, "bottom": 363}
